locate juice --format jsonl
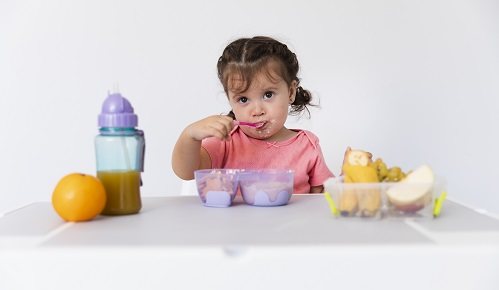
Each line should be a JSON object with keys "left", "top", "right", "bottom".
{"left": 97, "top": 170, "right": 142, "bottom": 215}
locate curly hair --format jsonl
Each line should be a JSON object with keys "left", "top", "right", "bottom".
{"left": 217, "top": 36, "right": 316, "bottom": 118}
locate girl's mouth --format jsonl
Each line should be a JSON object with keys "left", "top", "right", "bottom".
{"left": 254, "top": 121, "right": 266, "bottom": 129}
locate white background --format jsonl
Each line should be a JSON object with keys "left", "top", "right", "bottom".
{"left": 1, "top": 0, "right": 498, "bottom": 214}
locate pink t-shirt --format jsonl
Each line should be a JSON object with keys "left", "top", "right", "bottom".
{"left": 202, "top": 126, "right": 334, "bottom": 193}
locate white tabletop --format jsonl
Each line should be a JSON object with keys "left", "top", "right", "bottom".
{"left": 1, "top": 195, "right": 499, "bottom": 290}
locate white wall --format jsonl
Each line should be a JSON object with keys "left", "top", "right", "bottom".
{"left": 1, "top": 0, "right": 498, "bottom": 214}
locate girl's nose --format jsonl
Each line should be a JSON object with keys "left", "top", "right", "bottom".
{"left": 251, "top": 102, "right": 265, "bottom": 117}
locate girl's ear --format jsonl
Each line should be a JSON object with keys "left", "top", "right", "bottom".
{"left": 289, "top": 80, "right": 298, "bottom": 104}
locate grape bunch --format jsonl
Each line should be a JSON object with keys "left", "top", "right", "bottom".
{"left": 370, "top": 158, "right": 407, "bottom": 182}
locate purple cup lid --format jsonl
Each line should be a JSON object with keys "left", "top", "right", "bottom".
{"left": 98, "top": 92, "right": 138, "bottom": 128}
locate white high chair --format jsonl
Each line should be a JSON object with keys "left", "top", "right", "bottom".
{"left": 180, "top": 179, "right": 197, "bottom": 196}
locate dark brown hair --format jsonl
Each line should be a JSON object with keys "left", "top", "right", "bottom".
{"left": 217, "top": 36, "right": 316, "bottom": 118}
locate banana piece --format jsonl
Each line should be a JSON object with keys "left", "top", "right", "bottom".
{"left": 342, "top": 148, "right": 381, "bottom": 217}
{"left": 347, "top": 150, "right": 372, "bottom": 166}
{"left": 343, "top": 165, "right": 379, "bottom": 183}
{"left": 339, "top": 173, "right": 359, "bottom": 216}
{"left": 342, "top": 148, "right": 378, "bottom": 183}
{"left": 339, "top": 189, "right": 358, "bottom": 216}
{"left": 358, "top": 189, "right": 381, "bottom": 217}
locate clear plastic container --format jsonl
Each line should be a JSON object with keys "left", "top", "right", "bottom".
{"left": 239, "top": 169, "right": 294, "bottom": 206}
{"left": 324, "top": 177, "right": 446, "bottom": 218}
{"left": 194, "top": 169, "right": 239, "bottom": 207}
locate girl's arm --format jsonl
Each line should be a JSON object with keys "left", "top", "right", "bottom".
{"left": 172, "top": 115, "right": 234, "bottom": 180}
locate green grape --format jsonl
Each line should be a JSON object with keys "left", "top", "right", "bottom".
{"left": 378, "top": 162, "right": 388, "bottom": 180}
{"left": 372, "top": 158, "right": 387, "bottom": 182}
{"left": 386, "top": 167, "right": 402, "bottom": 182}
{"left": 370, "top": 157, "right": 406, "bottom": 182}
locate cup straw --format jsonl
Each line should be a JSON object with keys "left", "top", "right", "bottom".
{"left": 112, "top": 84, "right": 132, "bottom": 171}
{"left": 121, "top": 136, "right": 132, "bottom": 171}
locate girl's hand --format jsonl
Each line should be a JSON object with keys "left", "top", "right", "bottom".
{"left": 186, "top": 115, "right": 234, "bottom": 141}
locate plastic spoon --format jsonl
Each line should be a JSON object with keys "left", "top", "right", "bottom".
{"left": 233, "top": 120, "right": 265, "bottom": 128}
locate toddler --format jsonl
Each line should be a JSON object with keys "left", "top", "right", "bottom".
{"left": 172, "top": 36, "right": 333, "bottom": 193}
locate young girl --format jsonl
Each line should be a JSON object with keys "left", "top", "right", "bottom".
{"left": 172, "top": 36, "right": 333, "bottom": 193}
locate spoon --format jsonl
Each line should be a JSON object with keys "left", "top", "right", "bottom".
{"left": 233, "top": 120, "right": 265, "bottom": 128}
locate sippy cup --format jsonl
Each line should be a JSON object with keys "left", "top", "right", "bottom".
{"left": 95, "top": 92, "right": 145, "bottom": 215}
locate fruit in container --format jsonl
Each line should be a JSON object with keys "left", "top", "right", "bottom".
{"left": 369, "top": 158, "right": 407, "bottom": 182}
{"left": 358, "top": 188, "right": 381, "bottom": 217}
{"left": 385, "top": 166, "right": 406, "bottom": 182}
{"left": 370, "top": 158, "right": 389, "bottom": 181}
{"left": 339, "top": 190, "right": 358, "bottom": 216}
{"left": 342, "top": 148, "right": 379, "bottom": 183}
{"left": 340, "top": 148, "right": 380, "bottom": 217}
{"left": 386, "top": 165, "right": 435, "bottom": 213}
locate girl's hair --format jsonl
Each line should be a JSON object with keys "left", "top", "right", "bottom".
{"left": 217, "top": 36, "right": 315, "bottom": 119}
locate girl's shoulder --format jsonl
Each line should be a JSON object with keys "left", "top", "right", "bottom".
{"left": 291, "top": 129, "right": 320, "bottom": 149}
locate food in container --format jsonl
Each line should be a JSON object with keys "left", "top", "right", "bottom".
{"left": 194, "top": 169, "right": 239, "bottom": 207}
{"left": 239, "top": 170, "right": 294, "bottom": 206}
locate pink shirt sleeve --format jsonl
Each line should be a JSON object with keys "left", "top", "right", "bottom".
{"left": 304, "top": 131, "right": 334, "bottom": 186}
{"left": 308, "top": 141, "right": 334, "bottom": 186}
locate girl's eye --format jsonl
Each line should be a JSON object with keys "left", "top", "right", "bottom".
{"left": 263, "top": 91, "right": 274, "bottom": 100}
{"left": 237, "top": 96, "right": 248, "bottom": 104}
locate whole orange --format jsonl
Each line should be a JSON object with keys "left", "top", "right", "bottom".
{"left": 52, "top": 173, "right": 107, "bottom": 222}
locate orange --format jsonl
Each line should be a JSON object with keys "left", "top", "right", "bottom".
{"left": 52, "top": 173, "right": 107, "bottom": 222}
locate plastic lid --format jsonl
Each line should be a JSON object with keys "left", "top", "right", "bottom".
{"left": 98, "top": 92, "right": 138, "bottom": 128}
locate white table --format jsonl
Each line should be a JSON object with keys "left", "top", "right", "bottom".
{"left": 1, "top": 195, "right": 499, "bottom": 290}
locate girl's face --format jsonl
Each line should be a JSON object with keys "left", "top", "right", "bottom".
{"left": 227, "top": 65, "right": 297, "bottom": 141}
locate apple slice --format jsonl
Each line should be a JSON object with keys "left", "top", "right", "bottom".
{"left": 386, "top": 165, "right": 435, "bottom": 212}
